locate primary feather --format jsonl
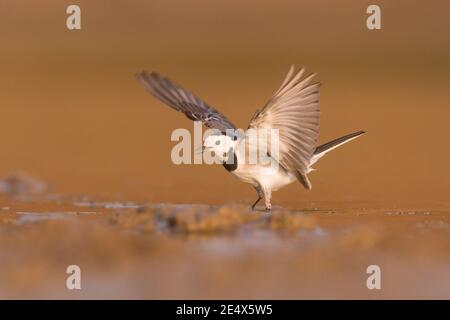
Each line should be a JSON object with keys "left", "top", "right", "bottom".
{"left": 136, "top": 71, "right": 236, "bottom": 133}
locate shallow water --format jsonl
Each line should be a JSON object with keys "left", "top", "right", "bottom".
{"left": 0, "top": 190, "right": 449, "bottom": 299}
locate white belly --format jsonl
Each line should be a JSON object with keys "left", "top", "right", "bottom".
{"left": 231, "top": 163, "right": 296, "bottom": 191}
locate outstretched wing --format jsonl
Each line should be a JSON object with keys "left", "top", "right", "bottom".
{"left": 136, "top": 71, "right": 236, "bottom": 132}
{"left": 248, "top": 66, "right": 320, "bottom": 189}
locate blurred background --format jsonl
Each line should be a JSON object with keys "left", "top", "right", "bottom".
{"left": 1, "top": 0, "right": 449, "bottom": 205}
{"left": 0, "top": 0, "right": 450, "bottom": 299}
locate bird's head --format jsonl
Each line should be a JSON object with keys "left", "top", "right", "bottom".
{"left": 203, "top": 134, "right": 237, "bottom": 163}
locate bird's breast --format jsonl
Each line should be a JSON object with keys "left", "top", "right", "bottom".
{"left": 231, "top": 161, "right": 295, "bottom": 191}
{"left": 222, "top": 152, "right": 238, "bottom": 172}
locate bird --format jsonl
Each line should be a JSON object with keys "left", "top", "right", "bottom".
{"left": 136, "top": 66, "right": 365, "bottom": 211}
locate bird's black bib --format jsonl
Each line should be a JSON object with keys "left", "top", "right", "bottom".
{"left": 223, "top": 149, "right": 237, "bottom": 172}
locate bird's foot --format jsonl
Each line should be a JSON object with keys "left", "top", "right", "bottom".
{"left": 265, "top": 204, "right": 272, "bottom": 212}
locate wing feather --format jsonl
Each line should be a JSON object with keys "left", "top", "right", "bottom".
{"left": 247, "top": 66, "right": 321, "bottom": 187}
{"left": 136, "top": 71, "right": 236, "bottom": 132}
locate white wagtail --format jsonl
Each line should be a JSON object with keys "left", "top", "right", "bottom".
{"left": 136, "top": 66, "right": 364, "bottom": 211}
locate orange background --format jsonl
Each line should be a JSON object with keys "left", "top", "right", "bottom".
{"left": 1, "top": 0, "right": 449, "bottom": 206}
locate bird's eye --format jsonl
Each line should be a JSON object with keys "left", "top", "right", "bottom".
{"left": 215, "top": 140, "right": 220, "bottom": 145}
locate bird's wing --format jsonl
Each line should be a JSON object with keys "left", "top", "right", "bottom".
{"left": 136, "top": 71, "right": 236, "bottom": 132}
{"left": 247, "top": 66, "right": 320, "bottom": 188}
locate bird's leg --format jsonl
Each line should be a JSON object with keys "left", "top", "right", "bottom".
{"left": 251, "top": 195, "right": 262, "bottom": 210}
{"left": 251, "top": 187, "right": 263, "bottom": 210}
{"left": 263, "top": 188, "right": 272, "bottom": 212}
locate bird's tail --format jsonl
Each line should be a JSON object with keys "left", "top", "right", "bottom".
{"left": 310, "top": 130, "right": 365, "bottom": 167}
{"left": 298, "top": 130, "right": 365, "bottom": 190}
